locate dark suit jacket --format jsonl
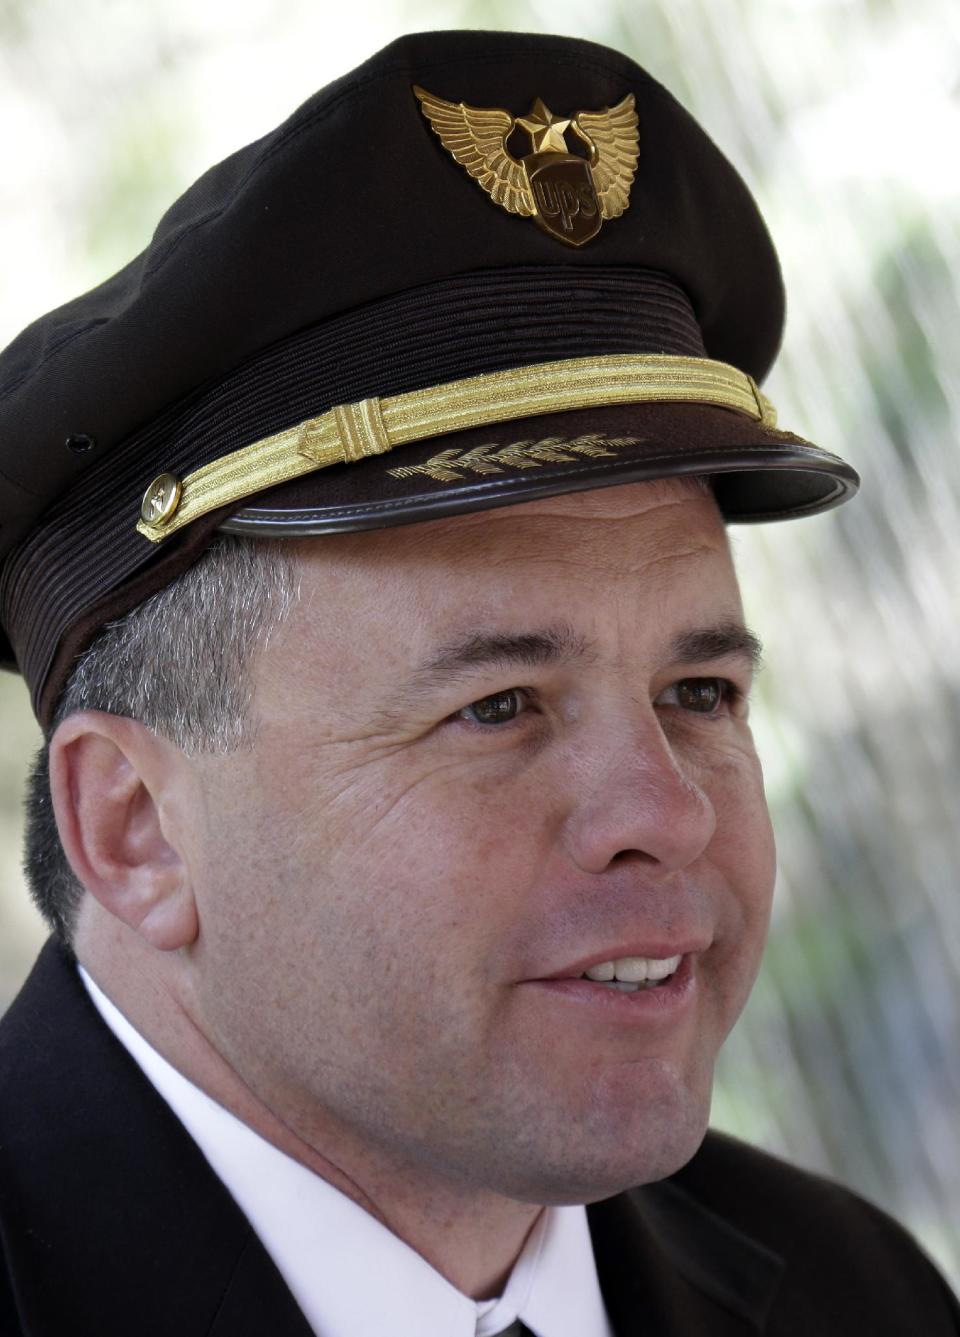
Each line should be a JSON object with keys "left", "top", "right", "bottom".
{"left": 1, "top": 940, "right": 958, "bottom": 1336}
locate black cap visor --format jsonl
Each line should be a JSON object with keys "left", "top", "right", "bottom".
{"left": 219, "top": 401, "right": 859, "bottom": 537}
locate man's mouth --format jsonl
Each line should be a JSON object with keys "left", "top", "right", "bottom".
{"left": 577, "top": 954, "right": 683, "bottom": 993}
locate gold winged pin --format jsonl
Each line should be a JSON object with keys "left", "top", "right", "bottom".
{"left": 413, "top": 86, "right": 639, "bottom": 247}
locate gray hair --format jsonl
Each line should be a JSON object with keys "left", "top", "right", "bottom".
{"left": 23, "top": 535, "right": 300, "bottom": 946}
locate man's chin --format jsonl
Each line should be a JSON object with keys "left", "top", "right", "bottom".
{"left": 495, "top": 1087, "right": 712, "bottom": 1207}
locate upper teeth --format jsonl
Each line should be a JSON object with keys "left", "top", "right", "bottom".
{"left": 582, "top": 955, "right": 682, "bottom": 983}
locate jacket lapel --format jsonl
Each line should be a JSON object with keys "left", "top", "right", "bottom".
{"left": 206, "top": 1233, "right": 316, "bottom": 1336}
{"left": 588, "top": 1172, "right": 784, "bottom": 1335}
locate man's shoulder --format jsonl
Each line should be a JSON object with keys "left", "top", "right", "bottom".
{"left": 589, "top": 1132, "right": 958, "bottom": 1333}
{"left": 659, "top": 1129, "right": 960, "bottom": 1329}
{"left": 674, "top": 1126, "right": 933, "bottom": 1249}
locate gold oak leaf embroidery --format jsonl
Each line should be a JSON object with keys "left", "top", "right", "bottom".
{"left": 387, "top": 435, "right": 642, "bottom": 483}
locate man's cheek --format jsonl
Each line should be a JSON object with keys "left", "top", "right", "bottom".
{"left": 332, "top": 753, "right": 531, "bottom": 850}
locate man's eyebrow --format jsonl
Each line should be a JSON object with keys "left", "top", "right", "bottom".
{"left": 668, "top": 622, "right": 764, "bottom": 671}
{"left": 405, "top": 625, "right": 594, "bottom": 694}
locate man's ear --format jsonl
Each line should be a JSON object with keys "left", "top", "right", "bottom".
{"left": 48, "top": 711, "right": 199, "bottom": 951}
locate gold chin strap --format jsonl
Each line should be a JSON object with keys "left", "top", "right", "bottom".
{"left": 136, "top": 352, "right": 777, "bottom": 543}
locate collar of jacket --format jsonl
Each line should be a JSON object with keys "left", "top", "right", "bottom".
{"left": 589, "top": 1175, "right": 784, "bottom": 1334}
{"left": 0, "top": 939, "right": 782, "bottom": 1336}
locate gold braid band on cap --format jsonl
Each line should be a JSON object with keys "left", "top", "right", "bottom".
{"left": 136, "top": 353, "right": 778, "bottom": 542}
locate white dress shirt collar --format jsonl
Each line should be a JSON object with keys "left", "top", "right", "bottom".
{"left": 79, "top": 967, "right": 615, "bottom": 1337}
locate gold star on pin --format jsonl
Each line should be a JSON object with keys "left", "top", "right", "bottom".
{"left": 516, "top": 98, "right": 571, "bottom": 154}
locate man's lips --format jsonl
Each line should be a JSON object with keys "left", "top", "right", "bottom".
{"left": 521, "top": 953, "right": 699, "bottom": 1023}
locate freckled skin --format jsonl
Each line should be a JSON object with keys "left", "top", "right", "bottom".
{"left": 184, "top": 481, "right": 776, "bottom": 1209}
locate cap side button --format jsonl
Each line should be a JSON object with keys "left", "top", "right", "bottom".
{"left": 141, "top": 473, "right": 183, "bottom": 525}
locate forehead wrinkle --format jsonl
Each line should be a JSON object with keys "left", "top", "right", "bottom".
{"left": 290, "top": 484, "right": 729, "bottom": 596}
{"left": 388, "top": 481, "right": 726, "bottom": 562}
{"left": 488, "top": 543, "right": 734, "bottom": 605}
{"left": 430, "top": 527, "right": 731, "bottom": 594}
{"left": 468, "top": 476, "right": 718, "bottom": 524}
{"left": 625, "top": 538, "right": 728, "bottom": 575}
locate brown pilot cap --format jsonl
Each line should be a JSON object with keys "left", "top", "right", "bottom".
{"left": 0, "top": 30, "right": 859, "bottom": 729}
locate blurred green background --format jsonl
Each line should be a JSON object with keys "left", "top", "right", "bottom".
{"left": 1, "top": 0, "right": 958, "bottom": 1286}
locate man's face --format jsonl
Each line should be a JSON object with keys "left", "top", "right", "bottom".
{"left": 184, "top": 479, "right": 776, "bottom": 1204}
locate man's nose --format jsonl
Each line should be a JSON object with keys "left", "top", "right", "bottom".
{"left": 561, "top": 715, "right": 717, "bottom": 876}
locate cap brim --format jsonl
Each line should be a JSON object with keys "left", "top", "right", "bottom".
{"left": 218, "top": 401, "right": 858, "bottom": 537}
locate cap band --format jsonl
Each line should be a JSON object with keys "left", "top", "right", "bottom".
{"left": 137, "top": 353, "right": 777, "bottom": 543}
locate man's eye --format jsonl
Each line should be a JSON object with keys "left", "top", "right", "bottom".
{"left": 457, "top": 690, "right": 525, "bottom": 726}
{"left": 667, "top": 678, "right": 738, "bottom": 714}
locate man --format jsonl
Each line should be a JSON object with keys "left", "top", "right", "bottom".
{"left": 0, "top": 28, "right": 956, "bottom": 1337}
